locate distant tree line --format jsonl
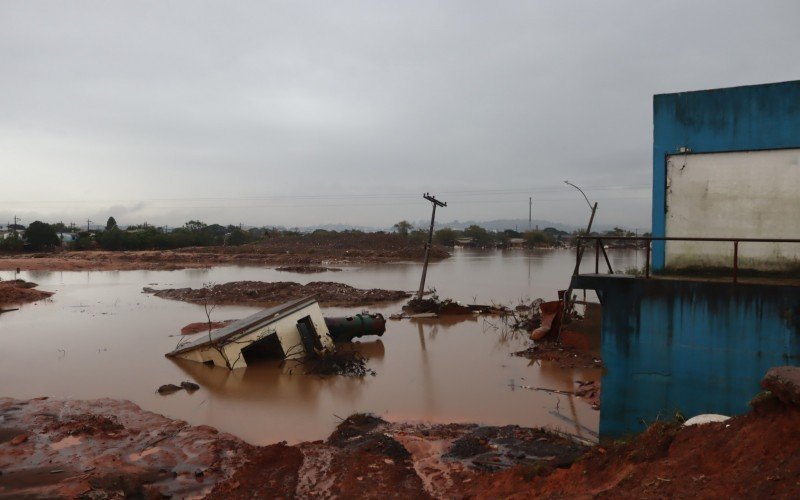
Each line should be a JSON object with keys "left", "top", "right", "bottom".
{"left": 0, "top": 217, "right": 649, "bottom": 253}
{"left": 392, "top": 220, "right": 649, "bottom": 249}
{"left": 392, "top": 220, "right": 568, "bottom": 248}
{"left": 0, "top": 218, "right": 259, "bottom": 252}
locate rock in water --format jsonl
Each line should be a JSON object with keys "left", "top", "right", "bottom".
{"left": 181, "top": 381, "right": 200, "bottom": 392}
{"left": 157, "top": 384, "right": 182, "bottom": 395}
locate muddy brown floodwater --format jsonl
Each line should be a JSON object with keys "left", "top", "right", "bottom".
{"left": 0, "top": 248, "right": 643, "bottom": 446}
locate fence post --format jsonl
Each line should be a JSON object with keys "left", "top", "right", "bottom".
{"left": 645, "top": 240, "right": 651, "bottom": 279}
{"left": 595, "top": 239, "right": 600, "bottom": 273}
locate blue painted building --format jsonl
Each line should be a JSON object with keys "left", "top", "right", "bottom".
{"left": 576, "top": 80, "right": 800, "bottom": 437}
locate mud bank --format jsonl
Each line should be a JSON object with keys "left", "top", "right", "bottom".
{"left": 521, "top": 391, "right": 800, "bottom": 498}
{"left": 0, "top": 399, "right": 586, "bottom": 499}
{"left": 0, "top": 236, "right": 449, "bottom": 271}
{"left": 0, "top": 397, "right": 252, "bottom": 498}
{"left": 145, "top": 280, "right": 412, "bottom": 307}
{"left": 3, "top": 393, "right": 799, "bottom": 498}
{"left": 0, "top": 279, "right": 53, "bottom": 307}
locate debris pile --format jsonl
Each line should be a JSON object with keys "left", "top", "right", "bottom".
{"left": 395, "top": 295, "right": 510, "bottom": 319}
{"left": 514, "top": 340, "right": 604, "bottom": 370}
{"left": 300, "top": 348, "right": 375, "bottom": 378}
{"left": 145, "top": 280, "right": 411, "bottom": 307}
{"left": 275, "top": 265, "right": 342, "bottom": 273}
{"left": 443, "top": 424, "right": 588, "bottom": 472}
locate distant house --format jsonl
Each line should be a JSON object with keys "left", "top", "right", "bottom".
{"left": 507, "top": 238, "right": 526, "bottom": 247}
{"left": 166, "top": 296, "right": 334, "bottom": 369}
{"left": 454, "top": 237, "right": 475, "bottom": 247}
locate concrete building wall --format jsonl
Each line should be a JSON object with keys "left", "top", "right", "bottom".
{"left": 665, "top": 148, "right": 800, "bottom": 269}
{"left": 653, "top": 80, "right": 800, "bottom": 269}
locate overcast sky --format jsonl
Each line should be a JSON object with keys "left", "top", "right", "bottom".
{"left": 2, "top": 1, "right": 799, "bottom": 230}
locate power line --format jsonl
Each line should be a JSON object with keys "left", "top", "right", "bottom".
{"left": 0, "top": 184, "right": 650, "bottom": 205}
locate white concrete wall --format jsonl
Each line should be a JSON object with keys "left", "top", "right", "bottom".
{"left": 665, "top": 148, "right": 800, "bottom": 270}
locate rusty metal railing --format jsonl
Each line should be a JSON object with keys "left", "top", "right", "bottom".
{"left": 574, "top": 236, "right": 800, "bottom": 283}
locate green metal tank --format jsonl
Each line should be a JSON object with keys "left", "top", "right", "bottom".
{"left": 324, "top": 313, "right": 386, "bottom": 342}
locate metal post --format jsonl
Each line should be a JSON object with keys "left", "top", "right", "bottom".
{"left": 601, "top": 243, "right": 614, "bottom": 274}
{"left": 645, "top": 240, "right": 651, "bottom": 279}
{"left": 574, "top": 244, "right": 580, "bottom": 276}
{"left": 571, "top": 202, "right": 598, "bottom": 277}
{"left": 733, "top": 241, "right": 739, "bottom": 283}
{"left": 595, "top": 238, "right": 600, "bottom": 273}
{"left": 417, "top": 193, "right": 446, "bottom": 300}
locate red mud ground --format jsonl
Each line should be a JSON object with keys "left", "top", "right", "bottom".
{"left": 478, "top": 394, "right": 800, "bottom": 498}
{"left": 0, "top": 233, "right": 450, "bottom": 271}
{"left": 3, "top": 394, "right": 799, "bottom": 498}
{"left": 0, "top": 397, "right": 252, "bottom": 498}
{"left": 0, "top": 279, "right": 53, "bottom": 307}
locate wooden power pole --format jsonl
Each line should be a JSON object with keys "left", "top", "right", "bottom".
{"left": 417, "top": 193, "right": 447, "bottom": 300}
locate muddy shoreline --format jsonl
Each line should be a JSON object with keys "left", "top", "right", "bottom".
{"left": 3, "top": 392, "right": 799, "bottom": 498}
{"left": 145, "top": 280, "right": 412, "bottom": 307}
{"left": 0, "top": 239, "right": 450, "bottom": 272}
{"left": 0, "top": 397, "right": 587, "bottom": 499}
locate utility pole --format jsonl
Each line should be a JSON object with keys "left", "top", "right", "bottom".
{"left": 529, "top": 197, "right": 532, "bottom": 230}
{"left": 12, "top": 216, "right": 21, "bottom": 235}
{"left": 417, "top": 193, "right": 447, "bottom": 300}
{"left": 86, "top": 219, "right": 92, "bottom": 232}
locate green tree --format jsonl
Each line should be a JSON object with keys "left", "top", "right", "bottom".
{"left": 24, "top": 221, "right": 60, "bottom": 251}
{"left": 0, "top": 233, "right": 24, "bottom": 252}
{"left": 408, "top": 228, "right": 428, "bottom": 244}
{"left": 463, "top": 225, "right": 494, "bottom": 246}
{"left": 433, "top": 227, "right": 458, "bottom": 246}
{"left": 393, "top": 220, "right": 413, "bottom": 237}
{"left": 106, "top": 217, "right": 118, "bottom": 231}
{"left": 184, "top": 220, "right": 207, "bottom": 232}
{"left": 523, "top": 230, "right": 555, "bottom": 247}
{"left": 227, "top": 228, "right": 250, "bottom": 246}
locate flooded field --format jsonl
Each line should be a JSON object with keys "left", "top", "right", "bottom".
{"left": 0, "top": 248, "right": 643, "bottom": 445}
